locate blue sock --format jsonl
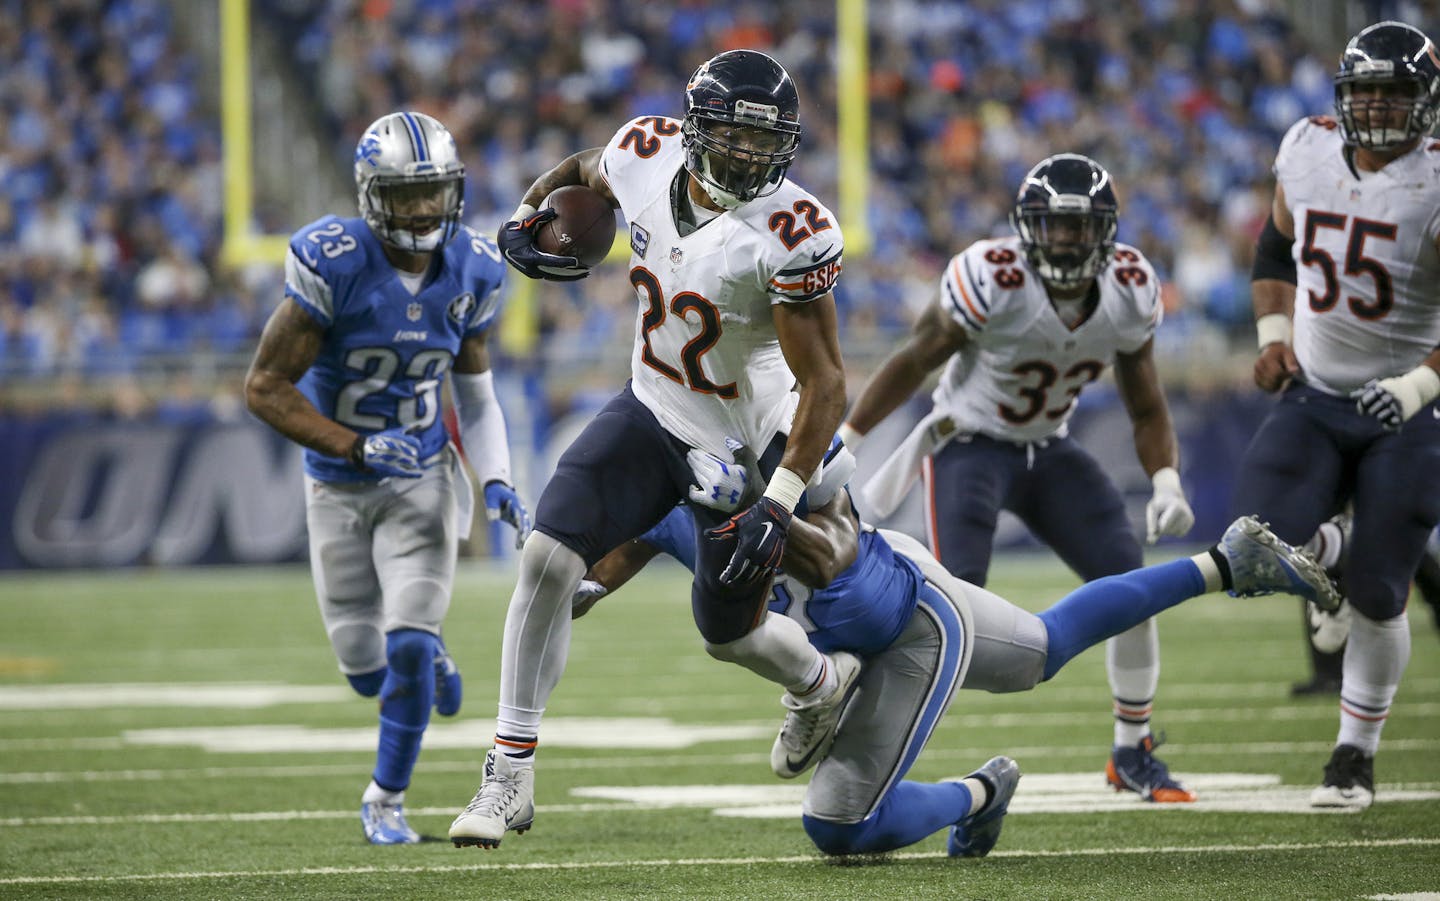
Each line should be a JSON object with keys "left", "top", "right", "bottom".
{"left": 802, "top": 780, "right": 973, "bottom": 855}
{"left": 1039, "top": 559, "right": 1205, "bottom": 681}
{"left": 347, "top": 668, "right": 386, "bottom": 697}
{"left": 373, "top": 629, "right": 438, "bottom": 793}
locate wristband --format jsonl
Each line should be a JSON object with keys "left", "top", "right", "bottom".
{"left": 513, "top": 202, "right": 538, "bottom": 222}
{"left": 1255, "top": 313, "right": 1291, "bottom": 349}
{"left": 762, "top": 466, "right": 808, "bottom": 513}
{"left": 1150, "top": 466, "right": 1182, "bottom": 494}
{"left": 1385, "top": 364, "right": 1440, "bottom": 418}
{"left": 349, "top": 434, "right": 367, "bottom": 469}
{"left": 836, "top": 422, "right": 864, "bottom": 451}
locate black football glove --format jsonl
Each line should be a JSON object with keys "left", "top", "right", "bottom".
{"left": 705, "top": 497, "right": 792, "bottom": 586}
{"left": 497, "top": 209, "right": 589, "bottom": 281}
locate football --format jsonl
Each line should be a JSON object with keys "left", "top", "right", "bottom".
{"left": 535, "top": 185, "right": 617, "bottom": 268}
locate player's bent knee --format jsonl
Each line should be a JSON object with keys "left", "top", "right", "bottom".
{"left": 385, "top": 628, "right": 440, "bottom": 677}
{"left": 329, "top": 622, "right": 386, "bottom": 675}
{"left": 346, "top": 668, "right": 386, "bottom": 697}
{"left": 520, "top": 530, "right": 587, "bottom": 593}
{"left": 801, "top": 814, "right": 868, "bottom": 856}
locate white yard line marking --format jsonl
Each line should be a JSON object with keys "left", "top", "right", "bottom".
{"left": 1, "top": 837, "right": 1436, "bottom": 885}
{"left": 0, "top": 683, "right": 350, "bottom": 709}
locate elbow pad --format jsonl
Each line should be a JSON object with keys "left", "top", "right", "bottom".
{"left": 1251, "top": 214, "right": 1297, "bottom": 285}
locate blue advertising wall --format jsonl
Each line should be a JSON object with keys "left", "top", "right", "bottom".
{"left": 0, "top": 387, "right": 1276, "bottom": 570}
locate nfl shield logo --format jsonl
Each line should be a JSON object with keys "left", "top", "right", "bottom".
{"left": 669, "top": 246, "right": 684, "bottom": 266}
{"left": 406, "top": 302, "right": 423, "bottom": 322}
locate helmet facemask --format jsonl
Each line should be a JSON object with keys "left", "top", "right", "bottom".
{"left": 1335, "top": 73, "right": 1437, "bottom": 150}
{"left": 1013, "top": 203, "right": 1118, "bottom": 292}
{"left": 683, "top": 103, "right": 800, "bottom": 209}
{"left": 361, "top": 173, "right": 463, "bottom": 253}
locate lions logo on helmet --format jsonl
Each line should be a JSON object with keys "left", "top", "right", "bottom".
{"left": 1333, "top": 21, "right": 1440, "bottom": 151}
{"left": 354, "top": 112, "right": 465, "bottom": 253}
{"left": 682, "top": 50, "right": 802, "bottom": 210}
{"left": 1009, "top": 154, "right": 1119, "bottom": 292}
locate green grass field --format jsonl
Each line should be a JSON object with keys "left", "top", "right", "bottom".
{"left": 3, "top": 554, "right": 1439, "bottom": 900}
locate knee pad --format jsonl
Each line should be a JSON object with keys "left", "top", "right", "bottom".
{"left": 329, "top": 621, "right": 386, "bottom": 675}
{"left": 385, "top": 628, "right": 441, "bottom": 677}
{"left": 346, "top": 668, "right": 386, "bottom": 698}
{"left": 802, "top": 814, "right": 866, "bottom": 856}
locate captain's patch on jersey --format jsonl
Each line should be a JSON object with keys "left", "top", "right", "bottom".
{"left": 630, "top": 223, "right": 650, "bottom": 258}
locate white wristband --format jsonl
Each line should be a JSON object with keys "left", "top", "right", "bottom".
{"left": 1382, "top": 364, "right": 1440, "bottom": 420}
{"left": 1255, "top": 313, "right": 1291, "bottom": 349}
{"left": 512, "top": 202, "right": 538, "bottom": 222}
{"left": 762, "top": 466, "right": 808, "bottom": 513}
{"left": 836, "top": 422, "right": 864, "bottom": 451}
{"left": 1150, "top": 466, "right": 1182, "bottom": 495}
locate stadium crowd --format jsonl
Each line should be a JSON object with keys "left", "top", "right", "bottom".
{"left": 0, "top": 0, "right": 1384, "bottom": 412}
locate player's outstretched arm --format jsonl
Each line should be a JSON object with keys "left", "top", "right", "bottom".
{"left": 843, "top": 299, "right": 966, "bottom": 446}
{"left": 782, "top": 494, "right": 860, "bottom": 589}
{"left": 1115, "top": 338, "right": 1193, "bottom": 543}
{"left": 245, "top": 298, "right": 358, "bottom": 460}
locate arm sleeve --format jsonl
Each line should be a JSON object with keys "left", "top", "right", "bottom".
{"left": 451, "top": 370, "right": 513, "bottom": 487}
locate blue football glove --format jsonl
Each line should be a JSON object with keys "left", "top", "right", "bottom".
{"left": 484, "top": 479, "right": 533, "bottom": 549}
{"left": 497, "top": 210, "right": 589, "bottom": 281}
{"left": 351, "top": 428, "right": 423, "bottom": 479}
{"left": 1356, "top": 378, "right": 1406, "bottom": 431}
{"left": 704, "top": 497, "right": 792, "bottom": 586}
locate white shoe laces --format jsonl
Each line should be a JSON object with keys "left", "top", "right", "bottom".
{"left": 464, "top": 770, "right": 520, "bottom": 816}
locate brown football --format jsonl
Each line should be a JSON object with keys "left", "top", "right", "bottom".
{"left": 535, "top": 185, "right": 618, "bottom": 268}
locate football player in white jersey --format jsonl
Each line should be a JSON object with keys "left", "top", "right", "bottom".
{"left": 839, "top": 154, "right": 1202, "bottom": 803}
{"left": 245, "top": 112, "right": 530, "bottom": 844}
{"left": 1237, "top": 20, "right": 1440, "bottom": 809}
{"left": 450, "top": 50, "right": 851, "bottom": 849}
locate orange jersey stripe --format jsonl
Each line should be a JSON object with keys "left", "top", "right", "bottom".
{"left": 951, "top": 258, "right": 988, "bottom": 324}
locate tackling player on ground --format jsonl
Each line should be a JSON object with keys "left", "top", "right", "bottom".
{"left": 839, "top": 155, "right": 1200, "bottom": 803}
{"left": 245, "top": 112, "right": 530, "bottom": 844}
{"left": 574, "top": 439, "right": 1338, "bottom": 857}
{"left": 1236, "top": 20, "right": 1440, "bottom": 809}
{"left": 450, "top": 50, "right": 852, "bottom": 848}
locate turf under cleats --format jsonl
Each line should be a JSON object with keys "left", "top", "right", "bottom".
{"left": 1106, "top": 733, "right": 1197, "bottom": 803}
{"left": 947, "top": 756, "right": 1021, "bottom": 858}
{"left": 1310, "top": 743, "right": 1375, "bottom": 810}
{"left": 361, "top": 798, "right": 421, "bottom": 845}
{"left": 771, "top": 651, "right": 863, "bottom": 779}
{"left": 450, "top": 749, "right": 535, "bottom": 848}
{"left": 1220, "top": 516, "right": 1341, "bottom": 610}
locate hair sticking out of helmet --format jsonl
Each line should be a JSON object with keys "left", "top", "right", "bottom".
{"left": 1009, "top": 154, "right": 1119, "bottom": 292}
{"left": 354, "top": 112, "right": 465, "bottom": 252}
{"left": 1334, "top": 21, "right": 1440, "bottom": 151}
{"left": 682, "top": 49, "right": 802, "bottom": 210}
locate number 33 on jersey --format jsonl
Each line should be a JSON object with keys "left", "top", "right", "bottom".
{"left": 598, "top": 115, "right": 844, "bottom": 457}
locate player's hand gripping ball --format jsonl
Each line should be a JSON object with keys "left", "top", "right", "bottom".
{"left": 534, "top": 185, "right": 617, "bottom": 269}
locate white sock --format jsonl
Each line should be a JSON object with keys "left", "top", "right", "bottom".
{"left": 362, "top": 780, "right": 402, "bottom": 804}
{"left": 1336, "top": 611, "right": 1411, "bottom": 756}
{"left": 705, "top": 612, "right": 825, "bottom": 693}
{"left": 1304, "top": 521, "right": 1345, "bottom": 570}
{"left": 1108, "top": 618, "right": 1159, "bottom": 747}
{"left": 496, "top": 533, "right": 586, "bottom": 769}
{"left": 962, "top": 776, "right": 989, "bottom": 814}
{"left": 1190, "top": 551, "right": 1224, "bottom": 593}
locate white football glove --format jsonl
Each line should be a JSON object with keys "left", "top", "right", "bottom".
{"left": 1356, "top": 366, "right": 1440, "bottom": 432}
{"left": 1144, "top": 467, "right": 1194, "bottom": 544}
{"left": 571, "top": 578, "right": 609, "bottom": 619}
{"left": 686, "top": 438, "right": 752, "bottom": 513}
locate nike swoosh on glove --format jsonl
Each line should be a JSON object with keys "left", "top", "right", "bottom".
{"left": 704, "top": 497, "right": 792, "bottom": 586}
{"left": 497, "top": 210, "right": 589, "bottom": 281}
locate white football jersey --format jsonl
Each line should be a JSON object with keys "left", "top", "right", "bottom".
{"left": 931, "top": 236, "right": 1161, "bottom": 443}
{"left": 598, "top": 115, "right": 844, "bottom": 456}
{"left": 1275, "top": 116, "right": 1440, "bottom": 395}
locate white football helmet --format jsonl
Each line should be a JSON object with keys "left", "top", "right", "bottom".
{"left": 354, "top": 112, "right": 464, "bottom": 252}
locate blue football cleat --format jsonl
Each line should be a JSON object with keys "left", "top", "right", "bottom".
{"left": 434, "top": 636, "right": 462, "bottom": 717}
{"left": 947, "top": 756, "right": 1020, "bottom": 858}
{"left": 361, "top": 799, "right": 421, "bottom": 845}
{"left": 1220, "top": 516, "right": 1341, "bottom": 610}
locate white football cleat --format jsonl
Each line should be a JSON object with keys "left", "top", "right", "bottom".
{"left": 771, "top": 651, "right": 862, "bottom": 779}
{"left": 450, "top": 749, "right": 535, "bottom": 848}
{"left": 360, "top": 798, "right": 421, "bottom": 845}
{"left": 1219, "top": 516, "right": 1341, "bottom": 610}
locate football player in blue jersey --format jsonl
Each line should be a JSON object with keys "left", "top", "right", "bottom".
{"left": 244, "top": 111, "right": 531, "bottom": 844}
{"left": 571, "top": 443, "right": 1340, "bottom": 858}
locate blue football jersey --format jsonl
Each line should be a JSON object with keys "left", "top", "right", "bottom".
{"left": 282, "top": 215, "right": 506, "bottom": 482}
{"left": 638, "top": 505, "right": 919, "bottom": 656}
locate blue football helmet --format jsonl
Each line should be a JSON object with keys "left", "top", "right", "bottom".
{"left": 682, "top": 50, "right": 802, "bottom": 209}
{"left": 1334, "top": 21, "right": 1440, "bottom": 151}
{"left": 354, "top": 112, "right": 465, "bottom": 252}
{"left": 1010, "top": 154, "right": 1119, "bottom": 292}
